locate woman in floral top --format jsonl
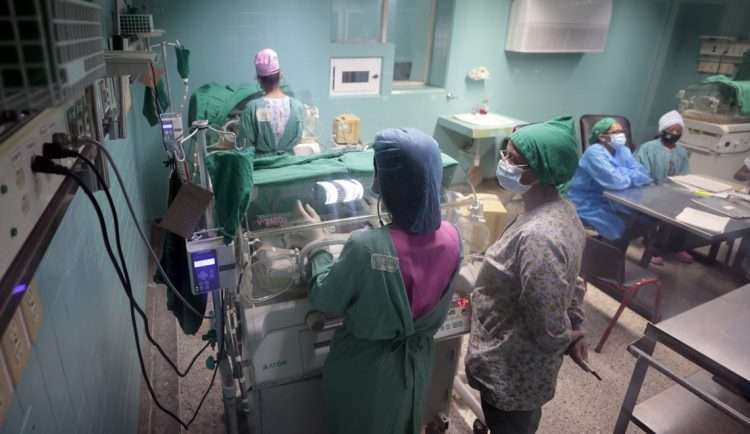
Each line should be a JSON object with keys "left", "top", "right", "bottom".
{"left": 465, "top": 117, "right": 588, "bottom": 434}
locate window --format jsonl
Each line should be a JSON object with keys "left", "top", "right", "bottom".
{"left": 387, "top": 0, "right": 436, "bottom": 86}
{"left": 331, "top": 0, "right": 449, "bottom": 89}
{"left": 331, "top": 0, "right": 384, "bottom": 43}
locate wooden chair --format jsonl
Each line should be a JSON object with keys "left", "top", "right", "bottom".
{"left": 581, "top": 235, "right": 662, "bottom": 353}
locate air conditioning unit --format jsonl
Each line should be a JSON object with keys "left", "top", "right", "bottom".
{"left": 506, "top": 0, "right": 613, "bottom": 53}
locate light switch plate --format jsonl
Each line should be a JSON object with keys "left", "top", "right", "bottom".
{"left": 19, "top": 283, "right": 42, "bottom": 343}
{"left": 1, "top": 310, "right": 31, "bottom": 385}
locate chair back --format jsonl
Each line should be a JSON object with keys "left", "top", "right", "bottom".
{"left": 580, "top": 235, "right": 625, "bottom": 289}
{"left": 579, "top": 114, "right": 634, "bottom": 152}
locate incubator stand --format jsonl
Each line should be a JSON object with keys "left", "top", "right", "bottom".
{"left": 237, "top": 175, "right": 477, "bottom": 434}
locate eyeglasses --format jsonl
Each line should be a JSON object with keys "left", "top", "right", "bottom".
{"left": 500, "top": 150, "right": 528, "bottom": 168}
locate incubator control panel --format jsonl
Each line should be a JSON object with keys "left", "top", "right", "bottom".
{"left": 434, "top": 294, "right": 471, "bottom": 340}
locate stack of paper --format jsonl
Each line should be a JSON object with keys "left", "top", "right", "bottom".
{"left": 669, "top": 175, "right": 734, "bottom": 193}
{"left": 676, "top": 207, "right": 730, "bottom": 233}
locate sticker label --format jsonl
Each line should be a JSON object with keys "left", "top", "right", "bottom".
{"left": 256, "top": 108, "right": 271, "bottom": 122}
{"left": 371, "top": 254, "right": 399, "bottom": 273}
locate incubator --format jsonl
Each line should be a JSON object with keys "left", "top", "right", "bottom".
{"left": 678, "top": 81, "right": 750, "bottom": 124}
{"left": 677, "top": 81, "right": 750, "bottom": 181}
{"left": 238, "top": 167, "right": 481, "bottom": 434}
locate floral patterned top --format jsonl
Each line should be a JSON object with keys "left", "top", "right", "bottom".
{"left": 465, "top": 198, "right": 586, "bottom": 411}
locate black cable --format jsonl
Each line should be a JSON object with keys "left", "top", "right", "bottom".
{"left": 42, "top": 163, "right": 189, "bottom": 428}
{"left": 186, "top": 362, "right": 220, "bottom": 428}
{"left": 71, "top": 151, "right": 200, "bottom": 377}
{"left": 32, "top": 157, "right": 219, "bottom": 430}
{"left": 59, "top": 139, "right": 211, "bottom": 320}
{"left": 69, "top": 166, "right": 216, "bottom": 430}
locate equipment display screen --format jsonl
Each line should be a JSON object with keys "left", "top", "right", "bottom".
{"left": 191, "top": 249, "right": 220, "bottom": 292}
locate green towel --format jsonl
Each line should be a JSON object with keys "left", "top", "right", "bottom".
{"left": 142, "top": 79, "right": 170, "bottom": 126}
{"left": 705, "top": 75, "right": 750, "bottom": 114}
{"left": 174, "top": 45, "right": 190, "bottom": 79}
{"left": 206, "top": 147, "right": 255, "bottom": 243}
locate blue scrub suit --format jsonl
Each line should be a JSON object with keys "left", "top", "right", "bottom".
{"left": 566, "top": 143, "right": 652, "bottom": 240}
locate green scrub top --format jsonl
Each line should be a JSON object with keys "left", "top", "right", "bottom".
{"left": 309, "top": 227, "right": 460, "bottom": 434}
{"left": 635, "top": 139, "right": 689, "bottom": 184}
{"left": 238, "top": 97, "right": 305, "bottom": 154}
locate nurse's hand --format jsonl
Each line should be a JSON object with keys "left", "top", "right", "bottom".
{"left": 286, "top": 201, "right": 324, "bottom": 249}
{"left": 567, "top": 330, "right": 589, "bottom": 368}
{"left": 451, "top": 260, "right": 482, "bottom": 296}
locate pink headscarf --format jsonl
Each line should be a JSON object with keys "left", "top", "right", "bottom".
{"left": 254, "top": 48, "right": 280, "bottom": 77}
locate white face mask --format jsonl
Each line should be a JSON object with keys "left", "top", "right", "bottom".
{"left": 609, "top": 133, "right": 627, "bottom": 148}
{"left": 495, "top": 157, "right": 533, "bottom": 194}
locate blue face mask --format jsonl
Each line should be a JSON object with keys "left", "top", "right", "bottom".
{"left": 496, "top": 157, "right": 533, "bottom": 194}
{"left": 610, "top": 133, "right": 627, "bottom": 149}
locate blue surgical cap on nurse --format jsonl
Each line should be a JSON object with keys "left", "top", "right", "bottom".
{"left": 373, "top": 128, "right": 443, "bottom": 234}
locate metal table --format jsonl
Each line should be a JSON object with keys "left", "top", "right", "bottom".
{"left": 614, "top": 284, "right": 750, "bottom": 433}
{"left": 604, "top": 182, "right": 750, "bottom": 266}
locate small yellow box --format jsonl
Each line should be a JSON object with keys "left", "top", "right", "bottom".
{"left": 475, "top": 193, "right": 508, "bottom": 243}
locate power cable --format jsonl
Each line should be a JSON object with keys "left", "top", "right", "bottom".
{"left": 31, "top": 156, "right": 218, "bottom": 430}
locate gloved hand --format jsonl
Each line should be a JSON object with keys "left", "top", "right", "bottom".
{"left": 363, "top": 196, "right": 383, "bottom": 228}
{"left": 450, "top": 257, "right": 482, "bottom": 296}
{"left": 285, "top": 201, "right": 325, "bottom": 249}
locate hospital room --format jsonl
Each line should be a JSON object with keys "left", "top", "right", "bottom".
{"left": 2, "top": 0, "right": 750, "bottom": 433}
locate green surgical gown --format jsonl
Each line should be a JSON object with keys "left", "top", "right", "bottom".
{"left": 635, "top": 139, "right": 689, "bottom": 184}
{"left": 309, "top": 227, "right": 459, "bottom": 434}
{"left": 238, "top": 97, "right": 304, "bottom": 154}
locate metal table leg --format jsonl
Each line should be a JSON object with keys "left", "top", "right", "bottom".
{"left": 613, "top": 333, "right": 657, "bottom": 434}
{"left": 708, "top": 241, "right": 721, "bottom": 262}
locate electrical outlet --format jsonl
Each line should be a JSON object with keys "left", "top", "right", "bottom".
{"left": 19, "top": 282, "right": 42, "bottom": 343}
{"left": 0, "top": 354, "right": 13, "bottom": 426}
{"left": 1, "top": 310, "right": 31, "bottom": 385}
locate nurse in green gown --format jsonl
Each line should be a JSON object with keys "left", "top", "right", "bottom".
{"left": 237, "top": 48, "right": 304, "bottom": 154}
{"left": 304, "top": 128, "right": 462, "bottom": 434}
{"left": 635, "top": 110, "right": 689, "bottom": 184}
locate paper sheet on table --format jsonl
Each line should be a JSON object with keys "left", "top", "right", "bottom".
{"left": 669, "top": 174, "right": 733, "bottom": 193}
{"left": 676, "top": 207, "right": 731, "bottom": 233}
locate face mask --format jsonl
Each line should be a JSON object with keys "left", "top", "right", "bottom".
{"left": 661, "top": 131, "right": 681, "bottom": 144}
{"left": 609, "top": 133, "right": 627, "bottom": 148}
{"left": 496, "top": 158, "right": 532, "bottom": 194}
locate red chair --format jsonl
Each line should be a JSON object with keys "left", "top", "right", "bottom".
{"left": 581, "top": 235, "right": 662, "bottom": 353}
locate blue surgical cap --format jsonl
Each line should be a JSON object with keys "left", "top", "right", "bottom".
{"left": 373, "top": 128, "right": 443, "bottom": 234}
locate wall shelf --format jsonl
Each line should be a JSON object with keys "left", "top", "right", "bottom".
{"left": 104, "top": 50, "right": 157, "bottom": 76}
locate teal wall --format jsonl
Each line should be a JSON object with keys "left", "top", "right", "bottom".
{"left": 0, "top": 2, "right": 151, "bottom": 433}
{"left": 140, "top": 0, "right": 718, "bottom": 215}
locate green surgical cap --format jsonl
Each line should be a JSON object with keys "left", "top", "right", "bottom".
{"left": 589, "top": 117, "right": 616, "bottom": 145}
{"left": 510, "top": 116, "right": 579, "bottom": 186}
